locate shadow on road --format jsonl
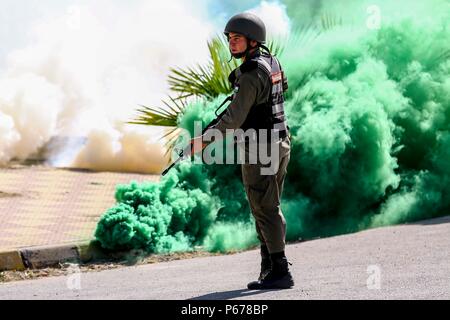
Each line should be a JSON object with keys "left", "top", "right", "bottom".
{"left": 189, "top": 289, "right": 281, "bottom": 300}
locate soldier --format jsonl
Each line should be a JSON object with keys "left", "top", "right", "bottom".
{"left": 191, "top": 12, "right": 293, "bottom": 290}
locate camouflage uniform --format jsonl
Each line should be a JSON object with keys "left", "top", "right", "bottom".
{"left": 205, "top": 48, "right": 290, "bottom": 254}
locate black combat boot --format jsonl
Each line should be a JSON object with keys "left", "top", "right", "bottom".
{"left": 259, "top": 245, "right": 271, "bottom": 281}
{"left": 247, "top": 251, "right": 294, "bottom": 290}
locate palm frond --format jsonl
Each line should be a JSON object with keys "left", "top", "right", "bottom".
{"left": 266, "top": 37, "right": 287, "bottom": 57}
{"left": 320, "top": 12, "right": 343, "bottom": 31}
{"left": 168, "top": 35, "right": 237, "bottom": 101}
{"left": 160, "top": 127, "right": 183, "bottom": 157}
{"left": 284, "top": 25, "right": 322, "bottom": 57}
{"left": 129, "top": 97, "right": 187, "bottom": 157}
{"left": 128, "top": 96, "right": 185, "bottom": 127}
{"left": 425, "top": 48, "right": 450, "bottom": 70}
{"left": 168, "top": 34, "right": 291, "bottom": 101}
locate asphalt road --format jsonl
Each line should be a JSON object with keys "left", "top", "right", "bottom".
{"left": 1, "top": 216, "right": 449, "bottom": 300}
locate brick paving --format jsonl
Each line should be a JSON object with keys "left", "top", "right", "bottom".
{"left": 0, "top": 165, "right": 159, "bottom": 251}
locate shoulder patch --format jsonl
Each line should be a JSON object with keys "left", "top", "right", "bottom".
{"left": 271, "top": 72, "right": 283, "bottom": 84}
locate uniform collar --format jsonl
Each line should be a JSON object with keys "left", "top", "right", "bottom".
{"left": 246, "top": 48, "right": 261, "bottom": 60}
{"left": 228, "top": 48, "right": 262, "bottom": 85}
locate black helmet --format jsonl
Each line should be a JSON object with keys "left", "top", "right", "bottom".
{"left": 224, "top": 13, "right": 266, "bottom": 44}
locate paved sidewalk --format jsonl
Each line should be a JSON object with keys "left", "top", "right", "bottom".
{"left": 0, "top": 165, "right": 158, "bottom": 269}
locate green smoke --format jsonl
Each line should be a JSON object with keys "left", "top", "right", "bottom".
{"left": 95, "top": 0, "right": 450, "bottom": 253}
{"left": 95, "top": 99, "right": 257, "bottom": 253}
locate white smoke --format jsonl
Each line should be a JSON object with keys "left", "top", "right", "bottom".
{"left": 0, "top": 0, "right": 213, "bottom": 172}
{"left": 0, "top": 73, "right": 64, "bottom": 162}
{"left": 248, "top": 1, "right": 291, "bottom": 39}
{"left": 0, "top": 0, "right": 291, "bottom": 173}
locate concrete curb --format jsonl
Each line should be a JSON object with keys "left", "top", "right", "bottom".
{"left": 0, "top": 241, "right": 108, "bottom": 271}
{"left": 0, "top": 250, "right": 26, "bottom": 271}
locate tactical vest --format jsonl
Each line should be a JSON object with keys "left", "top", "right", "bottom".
{"left": 228, "top": 52, "right": 289, "bottom": 143}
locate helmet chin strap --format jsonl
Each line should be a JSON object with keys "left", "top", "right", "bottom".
{"left": 229, "top": 39, "right": 256, "bottom": 61}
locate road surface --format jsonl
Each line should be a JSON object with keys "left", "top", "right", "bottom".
{"left": 1, "top": 216, "right": 449, "bottom": 300}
